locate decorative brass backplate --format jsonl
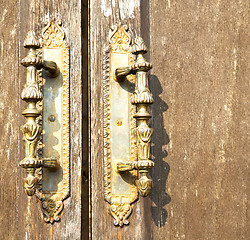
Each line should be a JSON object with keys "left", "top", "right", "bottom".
{"left": 103, "top": 24, "right": 155, "bottom": 227}
{"left": 36, "top": 19, "right": 70, "bottom": 223}
{"left": 20, "top": 19, "right": 70, "bottom": 223}
{"left": 103, "top": 24, "right": 138, "bottom": 227}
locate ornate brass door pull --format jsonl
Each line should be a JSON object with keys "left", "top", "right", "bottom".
{"left": 116, "top": 37, "right": 154, "bottom": 197}
{"left": 103, "top": 24, "right": 154, "bottom": 226}
{"left": 20, "top": 19, "right": 70, "bottom": 223}
{"left": 20, "top": 31, "right": 59, "bottom": 196}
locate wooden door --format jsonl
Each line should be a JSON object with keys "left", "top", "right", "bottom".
{"left": 90, "top": 1, "right": 249, "bottom": 239}
{"left": 0, "top": 0, "right": 88, "bottom": 239}
{"left": 0, "top": 1, "right": 249, "bottom": 240}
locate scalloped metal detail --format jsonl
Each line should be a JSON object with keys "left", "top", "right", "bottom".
{"left": 103, "top": 24, "right": 138, "bottom": 227}
{"left": 35, "top": 18, "right": 70, "bottom": 223}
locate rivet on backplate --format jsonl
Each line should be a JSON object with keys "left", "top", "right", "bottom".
{"left": 116, "top": 119, "right": 123, "bottom": 126}
{"left": 48, "top": 115, "right": 55, "bottom": 122}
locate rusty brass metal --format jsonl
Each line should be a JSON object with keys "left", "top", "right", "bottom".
{"left": 20, "top": 19, "right": 70, "bottom": 223}
{"left": 116, "top": 37, "right": 154, "bottom": 197}
{"left": 103, "top": 24, "right": 154, "bottom": 227}
{"left": 20, "top": 31, "right": 59, "bottom": 196}
{"left": 103, "top": 24, "right": 137, "bottom": 227}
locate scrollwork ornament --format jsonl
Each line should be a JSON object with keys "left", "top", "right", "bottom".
{"left": 110, "top": 204, "right": 132, "bottom": 227}
{"left": 42, "top": 199, "right": 64, "bottom": 223}
{"left": 109, "top": 23, "right": 131, "bottom": 53}
{"left": 42, "top": 18, "right": 65, "bottom": 48}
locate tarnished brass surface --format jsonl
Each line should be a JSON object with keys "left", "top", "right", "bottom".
{"left": 20, "top": 19, "right": 69, "bottom": 223}
{"left": 103, "top": 24, "right": 137, "bottom": 227}
{"left": 42, "top": 48, "right": 63, "bottom": 192}
{"left": 115, "top": 37, "right": 154, "bottom": 197}
{"left": 20, "top": 31, "right": 58, "bottom": 196}
{"left": 103, "top": 24, "right": 155, "bottom": 227}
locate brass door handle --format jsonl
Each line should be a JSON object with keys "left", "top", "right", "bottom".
{"left": 20, "top": 31, "right": 59, "bottom": 196}
{"left": 115, "top": 37, "right": 155, "bottom": 197}
{"left": 103, "top": 24, "right": 154, "bottom": 226}
{"left": 19, "top": 19, "right": 70, "bottom": 223}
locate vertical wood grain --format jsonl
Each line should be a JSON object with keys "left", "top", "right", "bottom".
{"left": 0, "top": 0, "right": 88, "bottom": 239}
{"left": 149, "top": 0, "right": 249, "bottom": 239}
{"left": 89, "top": 0, "right": 153, "bottom": 239}
{"left": 0, "top": 1, "right": 22, "bottom": 239}
{"left": 90, "top": 0, "right": 249, "bottom": 239}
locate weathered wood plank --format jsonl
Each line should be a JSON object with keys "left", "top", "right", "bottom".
{"left": 0, "top": 0, "right": 88, "bottom": 239}
{"left": 1, "top": 0, "right": 249, "bottom": 239}
{"left": 90, "top": 0, "right": 249, "bottom": 239}
{"left": 90, "top": 0, "right": 152, "bottom": 239}
{"left": 0, "top": 1, "right": 22, "bottom": 239}
{"left": 149, "top": 0, "right": 249, "bottom": 239}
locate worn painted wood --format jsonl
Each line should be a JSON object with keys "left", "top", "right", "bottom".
{"left": 90, "top": 0, "right": 249, "bottom": 239}
{"left": 0, "top": 0, "right": 88, "bottom": 239}
{"left": 148, "top": 0, "right": 249, "bottom": 239}
{"left": 0, "top": 1, "right": 21, "bottom": 239}
{"left": 89, "top": 0, "right": 152, "bottom": 239}
{"left": 1, "top": 0, "right": 249, "bottom": 239}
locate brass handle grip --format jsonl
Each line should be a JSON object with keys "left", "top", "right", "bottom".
{"left": 115, "top": 37, "right": 154, "bottom": 197}
{"left": 20, "top": 31, "right": 59, "bottom": 196}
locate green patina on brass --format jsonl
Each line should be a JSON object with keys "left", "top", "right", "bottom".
{"left": 103, "top": 24, "right": 155, "bottom": 227}
{"left": 103, "top": 24, "right": 138, "bottom": 227}
{"left": 110, "top": 53, "right": 131, "bottom": 194}
{"left": 42, "top": 49, "right": 63, "bottom": 192}
{"left": 20, "top": 19, "right": 70, "bottom": 224}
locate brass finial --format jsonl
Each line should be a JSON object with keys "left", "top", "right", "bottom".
{"left": 131, "top": 37, "right": 148, "bottom": 54}
{"left": 24, "top": 31, "right": 40, "bottom": 49}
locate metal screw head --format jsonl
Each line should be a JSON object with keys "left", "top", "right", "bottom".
{"left": 116, "top": 119, "right": 123, "bottom": 126}
{"left": 48, "top": 115, "right": 55, "bottom": 122}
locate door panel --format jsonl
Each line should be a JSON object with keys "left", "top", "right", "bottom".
{"left": 90, "top": 1, "right": 249, "bottom": 239}
{"left": 0, "top": 0, "right": 249, "bottom": 239}
{"left": 149, "top": 1, "right": 249, "bottom": 239}
{"left": 0, "top": 1, "right": 21, "bottom": 238}
{"left": 0, "top": 0, "right": 88, "bottom": 239}
{"left": 89, "top": 1, "right": 149, "bottom": 239}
